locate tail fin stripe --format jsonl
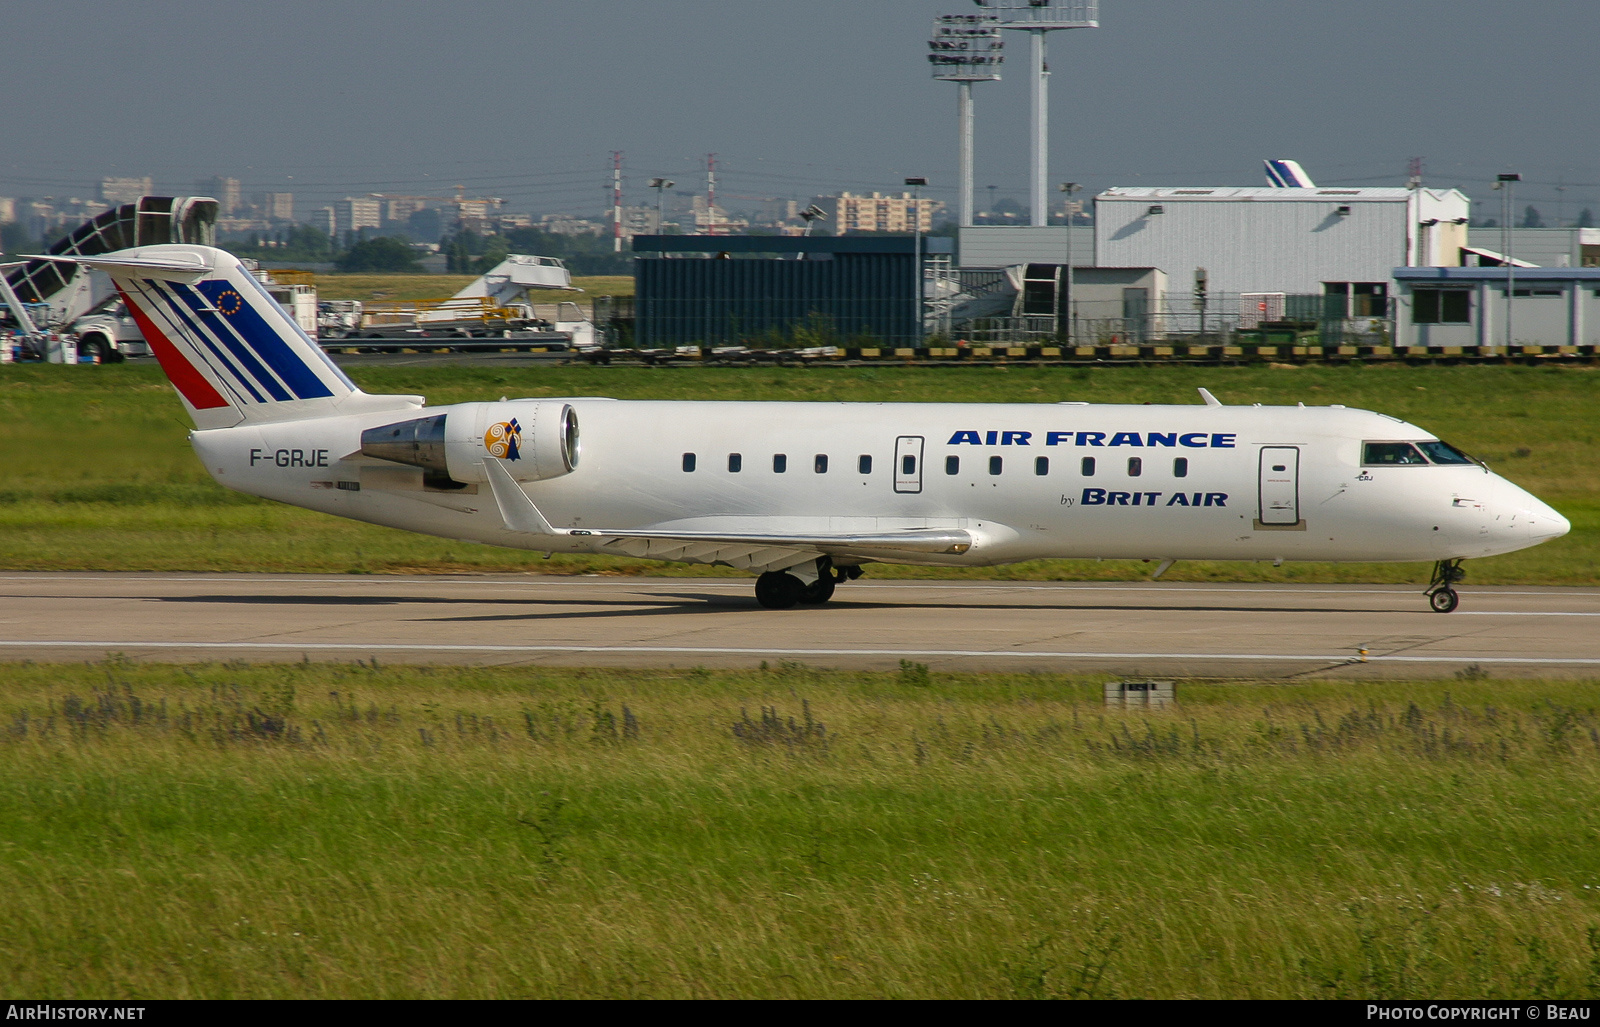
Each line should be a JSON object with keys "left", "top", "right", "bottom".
{"left": 114, "top": 283, "right": 231, "bottom": 411}
{"left": 194, "top": 279, "right": 334, "bottom": 400}
{"left": 140, "top": 280, "right": 270, "bottom": 404}
{"left": 233, "top": 267, "right": 361, "bottom": 393}
{"left": 162, "top": 282, "right": 290, "bottom": 402}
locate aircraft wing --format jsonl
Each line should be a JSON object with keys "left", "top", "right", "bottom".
{"left": 482, "top": 458, "right": 971, "bottom": 571}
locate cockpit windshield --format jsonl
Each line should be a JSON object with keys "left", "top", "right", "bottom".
{"left": 1416, "top": 440, "right": 1475, "bottom": 465}
{"left": 1363, "top": 442, "right": 1429, "bottom": 465}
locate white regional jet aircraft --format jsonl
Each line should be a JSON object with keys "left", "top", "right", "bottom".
{"left": 37, "top": 245, "right": 1570, "bottom": 613}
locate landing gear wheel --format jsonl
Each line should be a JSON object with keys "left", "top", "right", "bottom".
{"left": 1429, "top": 588, "right": 1460, "bottom": 614}
{"left": 798, "top": 576, "right": 836, "bottom": 605}
{"left": 755, "top": 571, "right": 802, "bottom": 609}
{"left": 1426, "top": 558, "right": 1466, "bottom": 613}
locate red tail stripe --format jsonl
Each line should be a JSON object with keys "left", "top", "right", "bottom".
{"left": 115, "top": 284, "right": 230, "bottom": 410}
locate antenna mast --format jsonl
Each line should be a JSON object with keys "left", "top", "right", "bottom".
{"left": 706, "top": 153, "right": 718, "bottom": 236}
{"left": 612, "top": 151, "right": 624, "bottom": 253}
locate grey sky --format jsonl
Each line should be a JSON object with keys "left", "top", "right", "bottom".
{"left": 4, "top": 0, "right": 1596, "bottom": 221}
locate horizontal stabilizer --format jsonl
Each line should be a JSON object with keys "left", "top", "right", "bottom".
{"left": 22, "top": 252, "right": 210, "bottom": 279}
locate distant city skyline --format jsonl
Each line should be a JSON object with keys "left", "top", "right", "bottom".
{"left": 2, "top": 0, "right": 1597, "bottom": 226}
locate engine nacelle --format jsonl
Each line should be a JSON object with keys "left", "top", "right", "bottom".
{"left": 360, "top": 401, "right": 579, "bottom": 485}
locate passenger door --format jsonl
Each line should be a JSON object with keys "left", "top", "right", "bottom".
{"left": 894, "top": 436, "right": 924, "bottom": 494}
{"left": 1258, "top": 446, "right": 1301, "bottom": 526}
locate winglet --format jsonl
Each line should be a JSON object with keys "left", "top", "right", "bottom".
{"left": 1198, "top": 388, "right": 1222, "bottom": 407}
{"left": 482, "top": 459, "right": 556, "bottom": 535}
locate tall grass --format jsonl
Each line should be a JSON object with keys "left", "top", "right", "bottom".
{"left": 0, "top": 362, "right": 1594, "bottom": 582}
{"left": 2, "top": 660, "right": 1600, "bottom": 998}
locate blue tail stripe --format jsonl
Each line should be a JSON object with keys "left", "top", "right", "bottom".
{"left": 196, "top": 280, "right": 334, "bottom": 400}
{"left": 127, "top": 279, "right": 254, "bottom": 407}
{"left": 159, "top": 284, "right": 282, "bottom": 403}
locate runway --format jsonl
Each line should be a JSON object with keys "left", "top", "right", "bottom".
{"left": 1, "top": 573, "right": 1598, "bottom": 678}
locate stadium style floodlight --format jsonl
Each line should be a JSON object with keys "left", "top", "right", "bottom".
{"left": 929, "top": 13, "right": 1004, "bottom": 227}
{"left": 986, "top": 1, "right": 1099, "bottom": 226}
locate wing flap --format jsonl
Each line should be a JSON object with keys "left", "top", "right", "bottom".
{"left": 576, "top": 526, "right": 973, "bottom": 556}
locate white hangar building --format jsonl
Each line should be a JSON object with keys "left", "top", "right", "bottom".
{"left": 1094, "top": 186, "right": 1471, "bottom": 303}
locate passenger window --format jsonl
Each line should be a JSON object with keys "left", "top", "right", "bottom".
{"left": 773, "top": 454, "right": 787, "bottom": 473}
{"left": 859, "top": 455, "right": 872, "bottom": 474}
{"left": 1174, "top": 457, "right": 1188, "bottom": 478}
{"left": 989, "top": 456, "right": 1003, "bottom": 476}
{"left": 814, "top": 454, "right": 828, "bottom": 473}
{"left": 1035, "top": 456, "right": 1049, "bottom": 476}
{"left": 902, "top": 454, "right": 916, "bottom": 475}
{"left": 1128, "top": 457, "right": 1142, "bottom": 477}
{"left": 682, "top": 453, "right": 696, "bottom": 472}
{"left": 728, "top": 453, "right": 742, "bottom": 473}
{"left": 1363, "top": 442, "right": 1429, "bottom": 466}
{"left": 1081, "top": 456, "right": 1095, "bottom": 476}
{"left": 946, "top": 455, "right": 959, "bottom": 475}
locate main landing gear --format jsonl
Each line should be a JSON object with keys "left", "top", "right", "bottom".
{"left": 1426, "top": 558, "right": 1466, "bottom": 613}
{"left": 754, "top": 558, "right": 860, "bottom": 610}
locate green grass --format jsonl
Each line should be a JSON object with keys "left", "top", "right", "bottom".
{"left": 3, "top": 660, "right": 1600, "bottom": 998}
{"left": 0, "top": 362, "right": 1595, "bottom": 582}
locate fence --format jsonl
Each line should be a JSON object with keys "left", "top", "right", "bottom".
{"left": 945, "top": 291, "right": 1395, "bottom": 348}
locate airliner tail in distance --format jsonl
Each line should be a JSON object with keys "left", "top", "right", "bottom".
{"left": 1264, "top": 159, "right": 1316, "bottom": 188}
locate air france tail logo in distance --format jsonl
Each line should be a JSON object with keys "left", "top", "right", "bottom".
{"left": 485, "top": 419, "right": 522, "bottom": 460}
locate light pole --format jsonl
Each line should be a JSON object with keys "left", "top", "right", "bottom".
{"left": 906, "top": 177, "right": 928, "bottom": 344}
{"left": 1059, "top": 181, "right": 1080, "bottom": 344}
{"left": 928, "top": 13, "right": 1003, "bottom": 228}
{"left": 1495, "top": 172, "right": 1521, "bottom": 350}
{"left": 990, "top": 2, "right": 1099, "bottom": 227}
{"left": 649, "top": 178, "right": 674, "bottom": 235}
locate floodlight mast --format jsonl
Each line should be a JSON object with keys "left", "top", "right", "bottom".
{"left": 929, "top": 13, "right": 1003, "bottom": 228}
{"left": 985, "top": 1, "right": 1098, "bottom": 227}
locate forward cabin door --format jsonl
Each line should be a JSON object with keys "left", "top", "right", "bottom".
{"left": 1258, "top": 446, "right": 1301, "bottom": 526}
{"left": 894, "top": 436, "right": 924, "bottom": 494}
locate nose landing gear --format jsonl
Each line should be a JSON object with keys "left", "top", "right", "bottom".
{"left": 1426, "top": 559, "right": 1466, "bottom": 613}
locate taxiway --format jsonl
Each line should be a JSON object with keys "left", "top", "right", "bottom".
{"left": 1, "top": 573, "right": 1597, "bottom": 678}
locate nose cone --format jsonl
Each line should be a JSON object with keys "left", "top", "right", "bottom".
{"left": 1528, "top": 499, "right": 1571, "bottom": 543}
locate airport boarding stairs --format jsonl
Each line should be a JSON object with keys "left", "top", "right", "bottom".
{"left": 2, "top": 196, "right": 218, "bottom": 358}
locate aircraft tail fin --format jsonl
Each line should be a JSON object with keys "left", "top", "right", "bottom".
{"left": 50, "top": 245, "right": 421, "bottom": 429}
{"left": 1264, "top": 159, "right": 1316, "bottom": 189}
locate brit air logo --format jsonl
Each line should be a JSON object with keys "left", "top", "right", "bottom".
{"left": 948, "top": 430, "right": 1237, "bottom": 449}
{"left": 485, "top": 419, "right": 522, "bottom": 460}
